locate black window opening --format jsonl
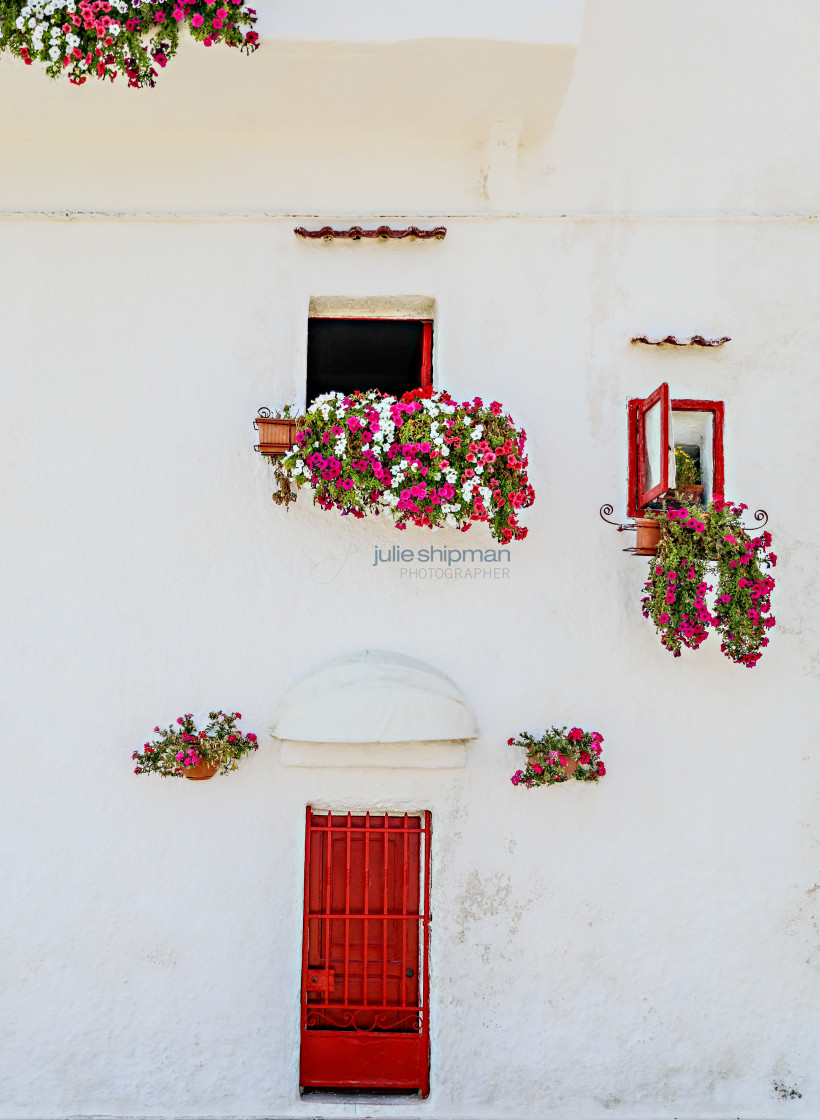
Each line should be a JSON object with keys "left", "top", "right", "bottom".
{"left": 306, "top": 318, "right": 432, "bottom": 405}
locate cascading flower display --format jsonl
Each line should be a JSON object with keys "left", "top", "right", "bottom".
{"left": 275, "top": 387, "right": 535, "bottom": 544}
{"left": 509, "top": 726, "right": 606, "bottom": 788}
{"left": 641, "top": 494, "right": 776, "bottom": 667}
{"left": 132, "top": 710, "right": 259, "bottom": 776}
{"left": 0, "top": 0, "right": 258, "bottom": 86}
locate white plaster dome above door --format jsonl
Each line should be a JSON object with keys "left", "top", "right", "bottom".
{"left": 271, "top": 650, "right": 478, "bottom": 768}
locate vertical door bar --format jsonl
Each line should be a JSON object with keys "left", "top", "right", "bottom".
{"left": 422, "top": 812, "right": 431, "bottom": 1019}
{"left": 324, "top": 810, "right": 332, "bottom": 1009}
{"left": 382, "top": 813, "right": 388, "bottom": 1008}
{"left": 301, "top": 807, "right": 312, "bottom": 1033}
{"left": 421, "top": 810, "right": 432, "bottom": 1097}
{"left": 344, "top": 811, "right": 351, "bottom": 1008}
{"left": 363, "top": 811, "right": 370, "bottom": 1006}
{"left": 401, "top": 813, "right": 408, "bottom": 1008}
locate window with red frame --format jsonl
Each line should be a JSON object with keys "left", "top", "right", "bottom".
{"left": 627, "top": 382, "right": 724, "bottom": 518}
{"left": 307, "top": 318, "right": 432, "bottom": 405}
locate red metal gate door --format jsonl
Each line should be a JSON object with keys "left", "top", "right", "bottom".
{"left": 300, "top": 809, "right": 431, "bottom": 1096}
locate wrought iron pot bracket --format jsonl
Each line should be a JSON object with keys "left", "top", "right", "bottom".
{"left": 600, "top": 503, "right": 769, "bottom": 553}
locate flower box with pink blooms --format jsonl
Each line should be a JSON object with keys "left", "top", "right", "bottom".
{"left": 510, "top": 726, "right": 606, "bottom": 789}
{"left": 258, "top": 387, "right": 535, "bottom": 545}
{"left": 0, "top": 0, "right": 258, "bottom": 88}
{"left": 132, "top": 710, "right": 259, "bottom": 780}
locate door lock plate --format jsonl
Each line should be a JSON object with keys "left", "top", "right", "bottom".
{"left": 306, "top": 969, "right": 336, "bottom": 993}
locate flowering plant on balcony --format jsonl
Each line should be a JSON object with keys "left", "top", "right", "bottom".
{"left": 640, "top": 494, "right": 776, "bottom": 667}
{"left": 275, "top": 388, "right": 535, "bottom": 544}
{"left": 132, "top": 711, "right": 258, "bottom": 776}
{"left": 510, "top": 726, "right": 606, "bottom": 788}
{"left": 0, "top": 0, "right": 258, "bottom": 87}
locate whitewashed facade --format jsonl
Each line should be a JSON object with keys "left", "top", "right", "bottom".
{"left": 3, "top": 2, "right": 820, "bottom": 1117}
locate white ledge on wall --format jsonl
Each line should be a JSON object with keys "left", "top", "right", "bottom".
{"left": 270, "top": 650, "right": 477, "bottom": 769}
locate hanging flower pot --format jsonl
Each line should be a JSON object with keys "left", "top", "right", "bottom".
{"left": 510, "top": 727, "right": 606, "bottom": 788}
{"left": 132, "top": 711, "right": 260, "bottom": 778}
{"left": 183, "top": 761, "right": 220, "bottom": 781}
{"left": 561, "top": 756, "right": 578, "bottom": 779}
{"left": 254, "top": 409, "right": 301, "bottom": 457}
{"left": 633, "top": 517, "right": 661, "bottom": 556}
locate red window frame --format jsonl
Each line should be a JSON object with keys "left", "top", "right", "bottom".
{"left": 300, "top": 808, "right": 432, "bottom": 1098}
{"left": 636, "top": 381, "right": 672, "bottom": 508}
{"left": 627, "top": 395, "right": 724, "bottom": 518}
{"left": 307, "top": 317, "right": 433, "bottom": 391}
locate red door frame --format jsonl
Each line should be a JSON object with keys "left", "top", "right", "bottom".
{"left": 300, "top": 809, "right": 432, "bottom": 1097}
{"left": 308, "top": 318, "right": 433, "bottom": 390}
{"left": 627, "top": 397, "right": 725, "bottom": 518}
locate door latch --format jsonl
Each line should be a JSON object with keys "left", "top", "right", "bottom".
{"left": 306, "top": 969, "right": 336, "bottom": 994}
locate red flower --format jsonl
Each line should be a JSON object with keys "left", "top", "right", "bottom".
{"left": 579, "top": 752, "right": 590, "bottom": 765}
{"left": 597, "top": 763, "right": 606, "bottom": 776}
{"left": 567, "top": 727, "right": 583, "bottom": 741}
{"left": 507, "top": 737, "right": 515, "bottom": 746}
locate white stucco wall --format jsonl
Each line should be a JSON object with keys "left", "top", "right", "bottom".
{"left": 2, "top": 3, "right": 820, "bottom": 1119}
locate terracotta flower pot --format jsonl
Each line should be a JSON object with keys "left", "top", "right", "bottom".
{"left": 184, "top": 761, "right": 220, "bottom": 781}
{"left": 255, "top": 416, "right": 300, "bottom": 457}
{"left": 676, "top": 484, "right": 704, "bottom": 506}
{"left": 561, "top": 756, "right": 578, "bottom": 779}
{"left": 633, "top": 517, "right": 661, "bottom": 556}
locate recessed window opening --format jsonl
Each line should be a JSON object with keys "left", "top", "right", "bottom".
{"left": 307, "top": 318, "right": 432, "bottom": 403}
{"left": 672, "top": 410, "right": 714, "bottom": 502}
{"left": 306, "top": 297, "right": 435, "bottom": 406}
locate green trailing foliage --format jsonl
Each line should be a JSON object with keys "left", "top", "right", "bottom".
{"left": 641, "top": 494, "right": 776, "bottom": 667}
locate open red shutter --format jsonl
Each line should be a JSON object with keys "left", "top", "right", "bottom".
{"left": 637, "top": 382, "right": 672, "bottom": 508}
